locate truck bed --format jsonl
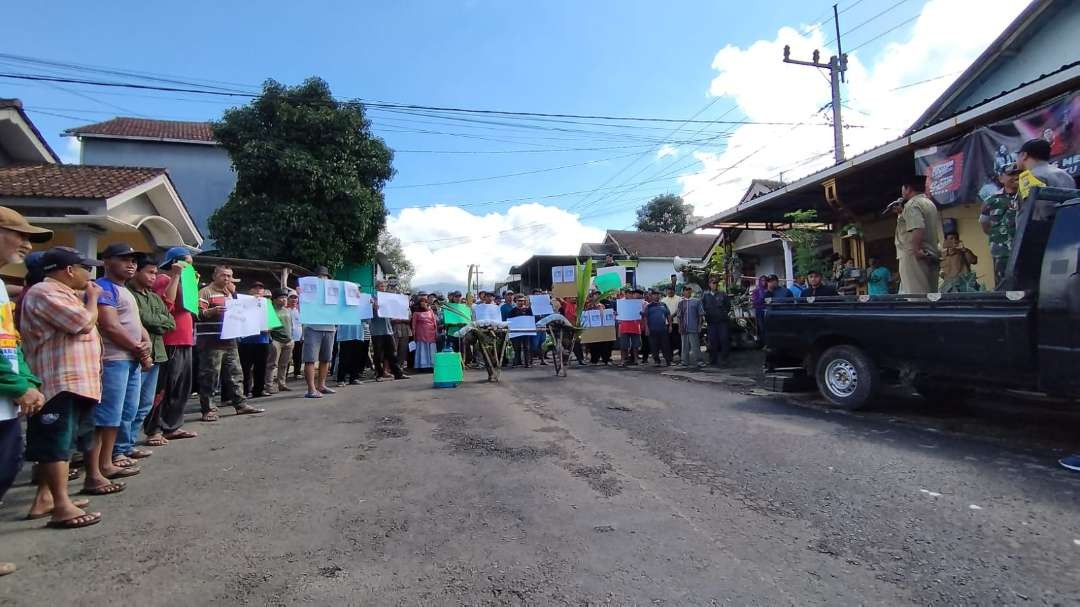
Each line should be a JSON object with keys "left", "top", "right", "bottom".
{"left": 765, "top": 291, "right": 1036, "bottom": 386}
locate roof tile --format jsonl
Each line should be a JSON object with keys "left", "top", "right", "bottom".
{"left": 605, "top": 230, "right": 717, "bottom": 258}
{"left": 67, "top": 117, "right": 215, "bottom": 143}
{"left": 0, "top": 164, "right": 166, "bottom": 199}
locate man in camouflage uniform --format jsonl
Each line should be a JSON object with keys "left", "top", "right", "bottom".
{"left": 979, "top": 163, "right": 1020, "bottom": 289}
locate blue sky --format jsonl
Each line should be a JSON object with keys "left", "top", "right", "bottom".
{"left": 2, "top": 0, "right": 1025, "bottom": 287}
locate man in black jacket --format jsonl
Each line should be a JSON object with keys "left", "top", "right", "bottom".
{"left": 802, "top": 270, "right": 838, "bottom": 297}
{"left": 701, "top": 276, "right": 731, "bottom": 366}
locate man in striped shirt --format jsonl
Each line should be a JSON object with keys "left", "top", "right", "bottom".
{"left": 196, "top": 266, "right": 264, "bottom": 421}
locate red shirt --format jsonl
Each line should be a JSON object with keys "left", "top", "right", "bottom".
{"left": 153, "top": 273, "right": 194, "bottom": 347}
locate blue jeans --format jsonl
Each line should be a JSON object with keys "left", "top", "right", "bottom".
{"left": 95, "top": 359, "right": 143, "bottom": 456}
{"left": 127, "top": 364, "right": 160, "bottom": 446}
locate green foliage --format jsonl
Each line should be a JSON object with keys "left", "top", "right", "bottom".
{"left": 575, "top": 257, "right": 594, "bottom": 311}
{"left": 208, "top": 77, "right": 394, "bottom": 272}
{"left": 782, "top": 209, "right": 828, "bottom": 277}
{"left": 634, "top": 193, "right": 692, "bottom": 233}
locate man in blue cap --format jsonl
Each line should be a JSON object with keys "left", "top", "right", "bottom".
{"left": 146, "top": 246, "right": 200, "bottom": 442}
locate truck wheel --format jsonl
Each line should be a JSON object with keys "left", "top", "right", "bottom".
{"left": 815, "top": 345, "right": 878, "bottom": 410}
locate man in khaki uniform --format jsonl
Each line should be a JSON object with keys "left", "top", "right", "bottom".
{"left": 891, "top": 174, "right": 943, "bottom": 294}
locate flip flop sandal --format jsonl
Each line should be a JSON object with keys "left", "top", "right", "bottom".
{"left": 304, "top": 391, "right": 323, "bottom": 398}
{"left": 68, "top": 468, "right": 82, "bottom": 481}
{"left": 200, "top": 410, "right": 220, "bottom": 422}
{"left": 126, "top": 448, "right": 153, "bottom": 459}
{"left": 163, "top": 430, "right": 198, "bottom": 440}
{"left": 234, "top": 405, "right": 266, "bottom": 415}
{"left": 112, "top": 457, "right": 137, "bottom": 468}
{"left": 26, "top": 498, "right": 91, "bottom": 520}
{"left": 46, "top": 512, "right": 102, "bottom": 530}
{"left": 80, "top": 482, "right": 126, "bottom": 496}
{"left": 104, "top": 467, "right": 141, "bottom": 480}
{"left": 144, "top": 436, "right": 168, "bottom": 447}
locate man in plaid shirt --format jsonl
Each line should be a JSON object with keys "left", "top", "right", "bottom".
{"left": 21, "top": 247, "right": 121, "bottom": 531}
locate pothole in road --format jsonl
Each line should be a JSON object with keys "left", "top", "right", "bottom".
{"left": 367, "top": 426, "right": 409, "bottom": 439}
{"left": 565, "top": 463, "right": 623, "bottom": 497}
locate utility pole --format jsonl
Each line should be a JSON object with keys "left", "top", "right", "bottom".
{"left": 783, "top": 3, "right": 848, "bottom": 163}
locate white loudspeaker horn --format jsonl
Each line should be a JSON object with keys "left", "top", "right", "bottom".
{"left": 673, "top": 256, "right": 690, "bottom": 271}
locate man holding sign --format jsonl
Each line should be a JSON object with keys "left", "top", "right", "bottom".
{"left": 197, "top": 266, "right": 264, "bottom": 421}
{"left": 149, "top": 247, "right": 200, "bottom": 441}
{"left": 616, "top": 289, "right": 644, "bottom": 367}
{"left": 303, "top": 266, "right": 338, "bottom": 399}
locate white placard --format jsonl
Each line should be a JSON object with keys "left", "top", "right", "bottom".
{"left": 344, "top": 282, "right": 362, "bottom": 305}
{"left": 529, "top": 295, "right": 555, "bottom": 316}
{"left": 585, "top": 309, "right": 602, "bottom": 328}
{"left": 324, "top": 280, "right": 341, "bottom": 305}
{"left": 356, "top": 293, "right": 374, "bottom": 319}
{"left": 220, "top": 294, "right": 264, "bottom": 339}
{"left": 473, "top": 303, "right": 502, "bottom": 322}
{"left": 298, "top": 279, "right": 318, "bottom": 304}
{"left": 562, "top": 265, "right": 576, "bottom": 284}
{"left": 376, "top": 291, "right": 410, "bottom": 320}
{"left": 551, "top": 266, "right": 564, "bottom": 284}
{"left": 507, "top": 315, "right": 537, "bottom": 336}
{"left": 602, "top": 309, "right": 616, "bottom": 327}
{"left": 616, "top": 298, "right": 644, "bottom": 321}
{"left": 595, "top": 265, "right": 626, "bottom": 282}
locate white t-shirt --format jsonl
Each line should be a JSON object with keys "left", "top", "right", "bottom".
{"left": 0, "top": 279, "right": 19, "bottom": 421}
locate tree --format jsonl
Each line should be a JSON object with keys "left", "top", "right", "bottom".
{"left": 634, "top": 193, "right": 692, "bottom": 233}
{"left": 378, "top": 232, "right": 414, "bottom": 291}
{"left": 780, "top": 209, "right": 829, "bottom": 277}
{"left": 208, "top": 77, "right": 394, "bottom": 272}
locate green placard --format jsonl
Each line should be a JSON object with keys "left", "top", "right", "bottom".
{"left": 594, "top": 272, "right": 622, "bottom": 294}
{"left": 443, "top": 302, "right": 471, "bottom": 325}
{"left": 180, "top": 264, "right": 200, "bottom": 314}
{"left": 266, "top": 302, "right": 283, "bottom": 330}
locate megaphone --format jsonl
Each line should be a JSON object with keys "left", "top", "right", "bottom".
{"left": 673, "top": 256, "right": 690, "bottom": 271}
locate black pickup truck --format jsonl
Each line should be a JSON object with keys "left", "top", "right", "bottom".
{"left": 764, "top": 187, "right": 1080, "bottom": 409}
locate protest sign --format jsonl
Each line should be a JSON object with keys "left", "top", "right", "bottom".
{"left": 180, "top": 264, "right": 200, "bottom": 314}
{"left": 221, "top": 294, "right": 264, "bottom": 339}
{"left": 266, "top": 302, "right": 283, "bottom": 330}
{"left": 579, "top": 326, "right": 616, "bottom": 344}
{"left": 551, "top": 266, "right": 563, "bottom": 284}
{"left": 529, "top": 295, "right": 555, "bottom": 316}
{"left": 442, "top": 302, "right": 472, "bottom": 325}
{"left": 507, "top": 316, "right": 537, "bottom": 336}
{"left": 594, "top": 272, "right": 622, "bottom": 294}
{"left": 616, "top": 298, "right": 644, "bottom": 321}
{"left": 298, "top": 277, "right": 370, "bottom": 324}
{"left": 344, "top": 282, "right": 362, "bottom": 306}
{"left": 602, "top": 309, "right": 616, "bottom": 327}
{"left": 473, "top": 303, "right": 502, "bottom": 322}
{"left": 376, "top": 292, "right": 410, "bottom": 320}
{"left": 583, "top": 309, "right": 603, "bottom": 327}
{"left": 324, "top": 280, "right": 342, "bottom": 305}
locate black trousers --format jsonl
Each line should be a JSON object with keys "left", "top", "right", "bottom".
{"left": 0, "top": 418, "right": 22, "bottom": 502}
{"left": 336, "top": 340, "right": 370, "bottom": 382}
{"left": 589, "top": 341, "right": 613, "bottom": 364}
{"left": 648, "top": 330, "right": 673, "bottom": 364}
{"left": 238, "top": 342, "right": 269, "bottom": 396}
{"left": 670, "top": 324, "right": 681, "bottom": 356}
{"left": 372, "top": 335, "right": 404, "bottom": 379}
{"left": 145, "top": 345, "right": 192, "bottom": 435}
{"left": 511, "top": 336, "right": 533, "bottom": 366}
{"left": 291, "top": 340, "right": 303, "bottom": 377}
{"left": 707, "top": 321, "right": 731, "bottom": 365}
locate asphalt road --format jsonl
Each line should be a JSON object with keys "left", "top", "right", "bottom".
{"left": 2, "top": 363, "right": 1078, "bottom": 606}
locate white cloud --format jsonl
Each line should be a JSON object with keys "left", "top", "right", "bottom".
{"left": 656, "top": 144, "right": 679, "bottom": 159}
{"left": 61, "top": 137, "right": 81, "bottom": 164}
{"left": 680, "top": 0, "right": 1028, "bottom": 218}
{"left": 387, "top": 203, "right": 604, "bottom": 289}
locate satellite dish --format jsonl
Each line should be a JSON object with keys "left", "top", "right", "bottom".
{"left": 673, "top": 256, "right": 690, "bottom": 271}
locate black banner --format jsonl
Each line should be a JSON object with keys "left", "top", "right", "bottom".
{"left": 914, "top": 91, "right": 1079, "bottom": 206}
